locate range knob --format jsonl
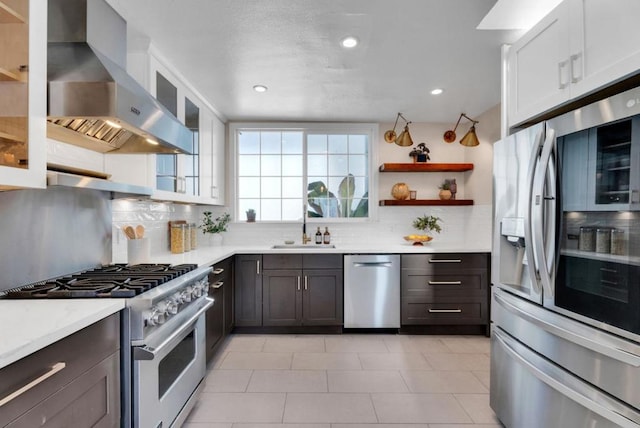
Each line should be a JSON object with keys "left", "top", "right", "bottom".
{"left": 146, "top": 308, "right": 166, "bottom": 326}
{"left": 180, "top": 288, "right": 193, "bottom": 303}
{"left": 166, "top": 299, "right": 179, "bottom": 315}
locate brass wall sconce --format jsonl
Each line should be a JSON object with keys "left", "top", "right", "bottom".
{"left": 443, "top": 113, "right": 480, "bottom": 147}
{"left": 384, "top": 112, "right": 414, "bottom": 146}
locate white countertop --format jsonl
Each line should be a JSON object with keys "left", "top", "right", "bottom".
{"left": 0, "top": 299, "right": 124, "bottom": 369}
{"left": 1, "top": 242, "right": 489, "bottom": 370}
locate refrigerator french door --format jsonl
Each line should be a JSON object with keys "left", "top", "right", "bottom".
{"left": 491, "top": 85, "right": 640, "bottom": 428}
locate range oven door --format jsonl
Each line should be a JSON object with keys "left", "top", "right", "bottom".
{"left": 133, "top": 298, "right": 212, "bottom": 428}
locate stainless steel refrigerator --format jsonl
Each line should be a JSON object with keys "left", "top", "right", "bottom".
{"left": 491, "top": 86, "right": 640, "bottom": 427}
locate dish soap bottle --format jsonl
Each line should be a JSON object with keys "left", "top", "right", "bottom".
{"left": 315, "top": 227, "right": 322, "bottom": 244}
{"left": 323, "top": 227, "right": 331, "bottom": 244}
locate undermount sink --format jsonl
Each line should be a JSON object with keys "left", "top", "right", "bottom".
{"left": 271, "top": 244, "right": 336, "bottom": 249}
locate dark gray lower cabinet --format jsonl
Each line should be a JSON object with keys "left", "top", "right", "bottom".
{"left": 234, "top": 255, "right": 263, "bottom": 326}
{"left": 262, "top": 254, "right": 343, "bottom": 326}
{"left": 0, "top": 314, "right": 120, "bottom": 428}
{"left": 207, "top": 257, "right": 234, "bottom": 362}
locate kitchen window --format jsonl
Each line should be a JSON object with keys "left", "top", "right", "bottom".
{"left": 232, "top": 123, "right": 376, "bottom": 222}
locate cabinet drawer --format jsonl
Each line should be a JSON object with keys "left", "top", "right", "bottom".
{"left": 402, "top": 301, "right": 484, "bottom": 325}
{"left": 402, "top": 271, "right": 486, "bottom": 297}
{"left": 263, "top": 254, "right": 303, "bottom": 269}
{"left": 402, "top": 253, "right": 488, "bottom": 271}
{"left": 0, "top": 314, "right": 120, "bottom": 426}
{"left": 303, "top": 254, "right": 342, "bottom": 269}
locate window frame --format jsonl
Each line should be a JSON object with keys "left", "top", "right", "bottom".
{"left": 229, "top": 122, "right": 379, "bottom": 223}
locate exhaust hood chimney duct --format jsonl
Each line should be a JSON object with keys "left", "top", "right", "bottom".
{"left": 47, "top": 0, "right": 195, "bottom": 154}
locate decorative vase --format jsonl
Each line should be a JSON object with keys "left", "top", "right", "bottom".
{"left": 208, "top": 233, "right": 224, "bottom": 246}
{"left": 439, "top": 189, "right": 452, "bottom": 200}
{"left": 391, "top": 182, "right": 410, "bottom": 200}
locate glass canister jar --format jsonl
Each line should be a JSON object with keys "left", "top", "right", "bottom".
{"left": 170, "top": 224, "right": 186, "bottom": 254}
{"left": 611, "top": 229, "right": 626, "bottom": 255}
{"left": 596, "top": 228, "right": 612, "bottom": 254}
{"left": 189, "top": 223, "right": 197, "bottom": 250}
{"left": 578, "top": 227, "right": 595, "bottom": 252}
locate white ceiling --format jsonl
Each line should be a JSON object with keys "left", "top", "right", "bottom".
{"left": 106, "top": 0, "right": 523, "bottom": 123}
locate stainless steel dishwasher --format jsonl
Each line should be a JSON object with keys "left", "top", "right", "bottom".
{"left": 344, "top": 254, "right": 400, "bottom": 328}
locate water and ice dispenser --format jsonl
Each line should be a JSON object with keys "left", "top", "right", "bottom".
{"left": 498, "top": 217, "right": 531, "bottom": 290}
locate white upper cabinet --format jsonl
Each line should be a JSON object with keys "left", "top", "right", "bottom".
{"left": 0, "top": 0, "right": 46, "bottom": 190}
{"left": 507, "top": 0, "right": 640, "bottom": 128}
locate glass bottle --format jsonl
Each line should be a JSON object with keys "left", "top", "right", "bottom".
{"left": 323, "top": 227, "right": 331, "bottom": 244}
{"left": 315, "top": 227, "right": 322, "bottom": 244}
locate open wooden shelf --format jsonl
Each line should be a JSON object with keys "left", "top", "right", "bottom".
{"left": 0, "top": 1, "right": 25, "bottom": 24}
{"left": 379, "top": 163, "right": 474, "bottom": 172}
{"left": 0, "top": 66, "right": 20, "bottom": 81}
{"left": 379, "top": 199, "right": 474, "bottom": 206}
{"left": 0, "top": 130, "right": 25, "bottom": 144}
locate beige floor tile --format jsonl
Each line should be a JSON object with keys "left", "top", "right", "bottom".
{"left": 333, "top": 424, "right": 429, "bottom": 428}
{"left": 292, "top": 352, "right": 361, "bottom": 370}
{"left": 283, "top": 393, "right": 378, "bottom": 423}
{"left": 235, "top": 424, "right": 330, "bottom": 428}
{"left": 472, "top": 370, "right": 491, "bottom": 390}
{"left": 209, "top": 350, "right": 230, "bottom": 369}
{"left": 371, "top": 393, "right": 473, "bottom": 424}
{"left": 224, "top": 335, "right": 267, "bottom": 352}
{"left": 454, "top": 393, "right": 500, "bottom": 424}
{"left": 400, "top": 370, "right": 488, "bottom": 393}
{"left": 428, "top": 425, "right": 503, "bottom": 428}
{"left": 359, "top": 352, "right": 432, "bottom": 370}
{"left": 263, "top": 336, "right": 326, "bottom": 353}
{"left": 220, "top": 352, "right": 293, "bottom": 370}
{"left": 441, "top": 336, "right": 491, "bottom": 354}
{"left": 183, "top": 423, "right": 233, "bottom": 428}
{"left": 405, "top": 337, "right": 452, "bottom": 354}
{"left": 187, "top": 392, "right": 286, "bottom": 423}
{"left": 423, "top": 353, "right": 491, "bottom": 371}
{"left": 247, "top": 370, "right": 328, "bottom": 392}
{"left": 325, "top": 336, "right": 389, "bottom": 353}
{"left": 204, "top": 369, "right": 253, "bottom": 392}
{"left": 327, "top": 370, "right": 409, "bottom": 392}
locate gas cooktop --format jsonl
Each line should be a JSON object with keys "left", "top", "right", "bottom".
{"left": 2, "top": 263, "right": 199, "bottom": 299}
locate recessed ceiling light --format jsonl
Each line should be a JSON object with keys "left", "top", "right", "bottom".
{"left": 253, "top": 85, "right": 268, "bottom": 93}
{"left": 341, "top": 36, "right": 358, "bottom": 48}
{"left": 431, "top": 88, "right": 444, "bottom": 95}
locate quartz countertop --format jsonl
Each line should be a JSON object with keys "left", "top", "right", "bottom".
{"left": 1, "top": 241, "right": 490, "bottom": 370}
{"left": 0, "top": 299, "right": 124, "bottom": 369}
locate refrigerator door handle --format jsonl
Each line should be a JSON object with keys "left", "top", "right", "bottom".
{"left": 532, "top": 128, "right": 557, "bottom": 297}
{"left": 493, "top": 328, "right": 640, "bottom": 428}
{"left": 494, "top": 290, "right": 640, "bottom": 367}
{"left": 524, "top": 129, "right": 545, "bottom": 296}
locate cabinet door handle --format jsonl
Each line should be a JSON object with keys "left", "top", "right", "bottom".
{"left": 213, "top": 268, "right": 224, "bottom": 275}
{"left": 570, "top": 53, "right": 582, "bottom": 83}
{"left": 0, "top": 362, "right": 66, "bottom": 407}
{"left": 599, "top": 268, "right": 617, "bottom": 274}
{"left": 256, "top": 260, "right": 260, "bottom": 275}
{"left": 304, "top": 276, "right": 308, "bottom": 290}
{"left": 428, "top": 259, "right": 462, "bottom": 263}
{"left": 297, "top": 276, "right": 301, "bottom": 291}
{"left": 428, "top": 309, "right": 462, "bottom": 313}
{"left": 428, "top": 281, "right": 462, "bottom": 285}
{"left": 211, "top": 281, "right": 224, "bottom": 289}
{"left": 558, "top": 59, "right": 569, "bottom": 89}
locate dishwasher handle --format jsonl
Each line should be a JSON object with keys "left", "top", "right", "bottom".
{"left": 352, "top": 262, "right": 393, "bottom": 268}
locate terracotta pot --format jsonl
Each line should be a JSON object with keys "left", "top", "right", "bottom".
{"left": 391, "top": 183, "right": 410, "bottom": 200}
{"left": 439, "top": 189, "right": 452, "bottom": 200}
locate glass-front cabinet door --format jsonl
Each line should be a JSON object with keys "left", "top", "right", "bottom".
{"left": 0, "top": 0, "right": 46, "bottom": 189}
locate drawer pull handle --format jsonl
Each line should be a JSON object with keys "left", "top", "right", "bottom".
{"left": 600, "top": 280, "right": 619, "bottom": 286}
{"left": 213, "top": 268, "right": 225, "bottom": 275}
{"left": 599, "top": 268, "right": 617, "bottom": 274}
{"left": 211, "top": 280, "right": 224, "bottom": 289}
{"left": 428, "top": 259, "right": 462, "bottom": 263}
{"left": 428, "top": 281, "right": 462, "bottom": 285}
{"left": 428, "top": 309, "right": 462, "bottom": 313}
{"left": 0, "top": 362, "right": 66, "bottom": 407}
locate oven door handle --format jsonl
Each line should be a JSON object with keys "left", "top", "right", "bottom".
{"left": 134, "top": 298, "right": 213, "bottom": 361}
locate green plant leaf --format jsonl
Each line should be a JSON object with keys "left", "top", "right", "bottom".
{"left": 338, "top": 174, "right": 355, "bottom": 218}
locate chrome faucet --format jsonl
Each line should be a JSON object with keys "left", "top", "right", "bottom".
{"left": 302, "top": 204, "right": 311, "bottom": 244}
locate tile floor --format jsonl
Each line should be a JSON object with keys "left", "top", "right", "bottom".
{"left": 184, "top": 334, "right": 503, "bottom": 428}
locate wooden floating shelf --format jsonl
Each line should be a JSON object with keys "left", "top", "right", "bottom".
{"left": 379, "top": 199, "right": 474, "bottom": 206}
{"left": 0, "top": 1, "right": 25, "bottom": 23}
{"left": 0, "top": 66, "right": 20, "bottom": 82}
{"left": 0, "top": 130, "right": 25, "bottom": 144}
{"left": 379, "top": 163, "right": 474, "bottom": 172}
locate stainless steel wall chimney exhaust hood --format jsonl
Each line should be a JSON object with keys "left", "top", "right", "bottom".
{"left": 47, "top": 0, "right": 194, "bottom": 154}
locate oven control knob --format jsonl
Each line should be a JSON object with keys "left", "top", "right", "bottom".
{"left": 166, "top": 299, "right": 179, "bottom": 315}
{"left": 146, "top": 309, "right": 166, "bottom": 326}
{"left": 181, "top": 287, "right": 193, "bottom": 303}
{"left": 192, "top": 284, "right": 204, "bottom": 298}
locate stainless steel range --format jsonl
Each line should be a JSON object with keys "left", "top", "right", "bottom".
{"left": 2, "top": 263, "right": 213, "bottom": 428}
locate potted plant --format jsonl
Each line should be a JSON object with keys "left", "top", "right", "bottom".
{"left": 438, "top": 179, "right": 452, "bottom": 200}
{"left": 200, "top": 211, "right": 230, "bottom": 245}
{"left": 409, "top": 143, "right": 431, "bottom": 163}
{"left": 246, "top": 208, "right": 256, "bottom": 222}
{"left": 406, "top": 214, "right": 442, "bottom": 245}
